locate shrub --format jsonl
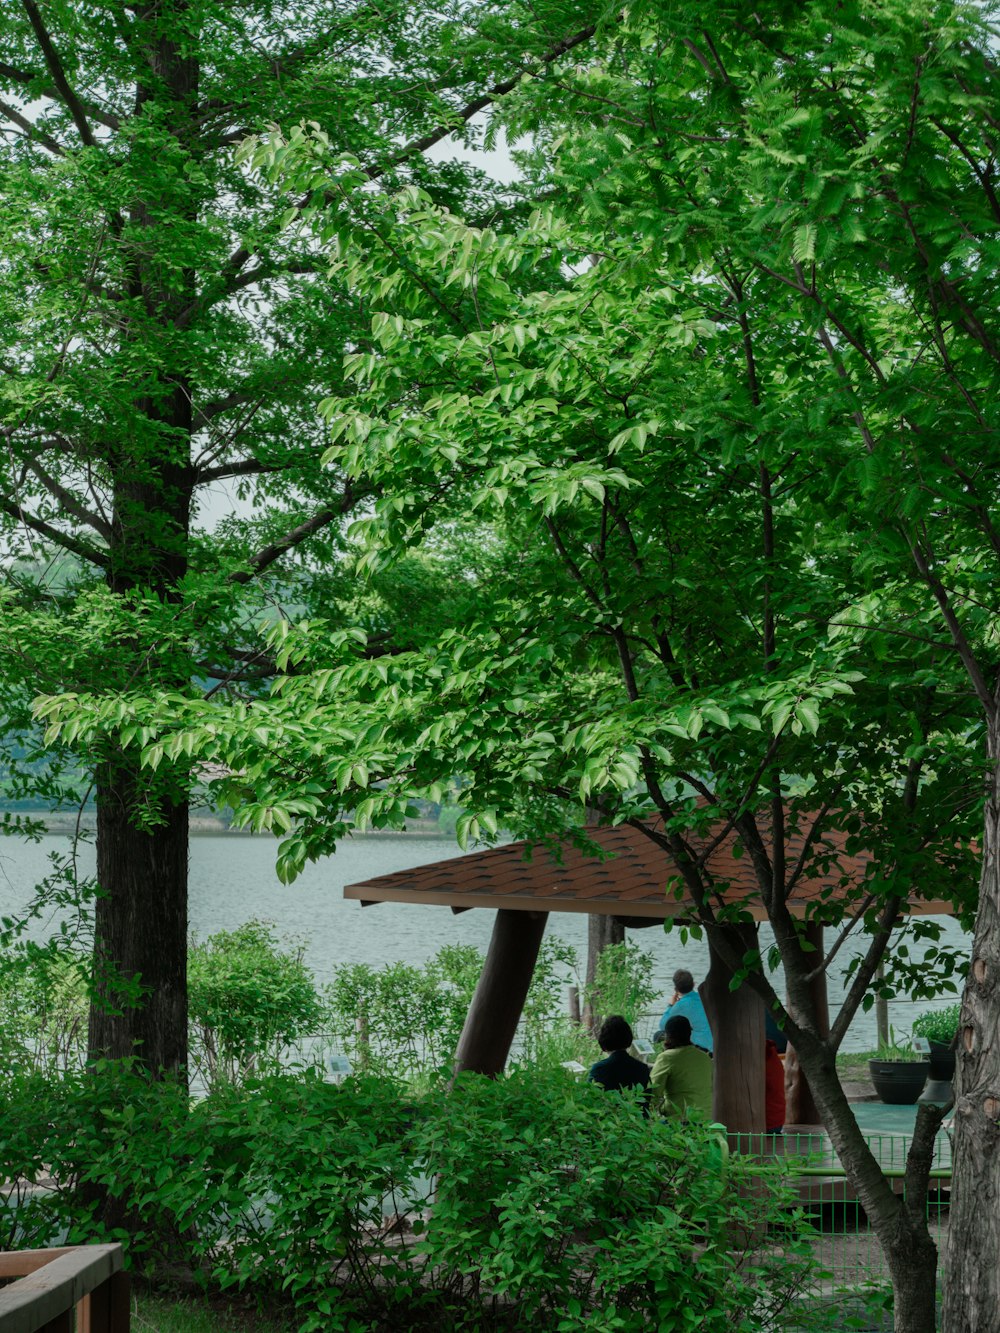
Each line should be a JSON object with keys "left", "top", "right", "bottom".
{"left": 325, "top": 939, "right": 586, "bottom": 1081}
{"left": 0, "top": 1064, "right": 821, "bottom": 1332}
{"left": 584, "top": 940, "right": 658, "bottom": 1029}
{"left": 188, "top": 921, "right": 322, "bottom": 1087}
{"left": 0, "top": 942, "right": 88, "bottom": 1075}
{"left": 911, "top": 1004, "right": 962, "bottom": 1046}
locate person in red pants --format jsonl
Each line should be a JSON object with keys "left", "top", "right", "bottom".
{"left": 765, "top": 1038, "right": 786, "bottom": 1133}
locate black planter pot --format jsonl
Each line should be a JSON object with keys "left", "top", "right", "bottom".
{"left": 927, "top": 1039, "right": 956, "bottom": 1082}
{"left": 868, "top": 1058, "right": 931, "bottom": 1105}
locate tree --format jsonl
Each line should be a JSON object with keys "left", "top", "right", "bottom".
{"left": 0, "top": 0, "right": 607, "bottom": 1077}
{"left": 34, "top": 1, "right": 1000, "bottom": 1326}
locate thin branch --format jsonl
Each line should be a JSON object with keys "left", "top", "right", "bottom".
{"left": 196, "top": 458, "right": 290, "bottom": 484}
{"left": 805, "top": 893, "right": 877, "bottom": 982}
{"left": 828, "top": 895, "right": 904, "bottom": 1049}
{"left": 544, "top": 517, "right": 604, "bottom": 611}
{"left": 376, "top": 24, "right": 598, "bottom": 175}
{"left": 0, "top": 60, "right": 120, "bottom": 130}
{"left": 909, "top": 537, "right": 995, "bottom": 715}
{"left": 21, "top": 1, "right": 98, "bottom": 148}
{"left": 0, "top": 96, "right": 65, "bottom": 155}
{"left": 21, "top": 458, "right": 113, "bottom": 540}
{"left": 0, "top": 494, "right": 109, "bottom": 567}
{"left": 230, "top": 485, "right": 357, "bottom": 585}
{"left": 783, "top": 799, "right": 838, "bottom": 901}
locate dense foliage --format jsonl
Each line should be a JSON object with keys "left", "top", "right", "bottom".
{"left": 0, "top": 924, "right": 662, "bottom": 1087}
{"left": 0, "top": 1063, "right": 822, "bottom": 1332}
{"left": 188, "top": 921, "right": 323, "bottom": 1086}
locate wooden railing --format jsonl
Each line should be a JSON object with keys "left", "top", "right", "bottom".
{"left": 0, "top": 1244, "right": 129, "bottom": 1332}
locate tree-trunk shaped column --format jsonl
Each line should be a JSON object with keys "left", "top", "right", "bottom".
{"left": 454, "top": 909, "right": 549, "bottom": 1076}
{"left": 784, "top": 921, "right": 829, "bottom": 1126}
{"left": 701, "top": 924, "right": 765, "bottom": 1134}
{"left": 582, "top": 913, "right": 624, "bottom": 1032}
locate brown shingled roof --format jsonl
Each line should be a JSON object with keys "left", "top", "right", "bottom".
{"left": 344, "top": 817, "right": 955, "bottom": 919}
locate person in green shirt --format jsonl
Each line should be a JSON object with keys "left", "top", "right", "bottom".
{"left": 650, "top": 1015, "right": 714, "bottom": 1120}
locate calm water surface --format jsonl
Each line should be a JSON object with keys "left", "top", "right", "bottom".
{"left": 0, "top": 832, "right": 970, "bottom": 1052}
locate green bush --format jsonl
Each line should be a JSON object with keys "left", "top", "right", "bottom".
{"left": 188, "top": 921, "right": 323, "bottom": 1087}
{"left": 584, "top": 940, "right": 658, "bottom": 1029}
{"left": 0, "top": 1064, "right": 821, "bottom": 1332}
{"left": 0, "top": 943, "right": 88, "bottom": 1075}
{"left": 325, "top": 939, "right": 588, "bottom": 1081}
{"left": 911, "top": 1003, "right": 961, "bottom": 1045}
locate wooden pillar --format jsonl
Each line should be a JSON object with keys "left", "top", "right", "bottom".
{"left": 582, "top": 913, "right": 625, "bottom": 1031}
{"left": 454, "top": 909, "right": 548, "bottom": 1077}
{"left": 700, "top": 924, "right": 765, "bottom": 1135}
{"left": 783, "top": 921, "right": 830, "bottom": 1126}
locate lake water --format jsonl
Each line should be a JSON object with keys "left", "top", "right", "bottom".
{"left": 0, "top": 831, "right": 971, "bottom": 1052}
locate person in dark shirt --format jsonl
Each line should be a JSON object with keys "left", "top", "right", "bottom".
{"left": 588, "top": 1015, "right": 651, "bottom": 1097}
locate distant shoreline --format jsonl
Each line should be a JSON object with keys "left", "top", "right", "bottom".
{"left": 10, "top": 813, "right": 453, "bottom": 840}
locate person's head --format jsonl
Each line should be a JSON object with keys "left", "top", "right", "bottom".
{"left": 673, "top": 969, "right": 695, "bottom": 995}
{"left": 663, "top": 1015, "right": 693, "bottom": 1048}
{"left": 597, "top": 1015, "right": 634, "bottom": 1053}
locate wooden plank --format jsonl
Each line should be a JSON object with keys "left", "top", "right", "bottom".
{"left": 38, "top": 1311, "right": 71, "bottom": 1333}
{"left": 0, "top": 1246, "right": 123, "bottom": 1333}
{"left": 79, "top": 1270, "right": 130, "bottom": 1333}
{"left": 0, "top": 1250, "right": 76, "bottom": 1279}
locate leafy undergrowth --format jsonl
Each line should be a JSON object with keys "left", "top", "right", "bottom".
{"left": 0, "top": 1064, "right": 825, "bottom": 1332}
{"left": 133, "top": 1289, "right": 296, "bottom": 1333}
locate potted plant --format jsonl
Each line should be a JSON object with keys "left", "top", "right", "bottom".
{"left": 912, "top": 1004, "right": 961, "bottom": 1082}
{"left": 868, "top": 1033, "right": 931, "bottom": 1105}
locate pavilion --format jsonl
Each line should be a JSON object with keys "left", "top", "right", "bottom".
{"left": 345, "top": 816, "right": 955, "bottom": 1133}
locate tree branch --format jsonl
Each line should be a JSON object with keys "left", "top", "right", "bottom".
{"left": 200, "top": 22, "right": 600, "bottom": 313}
{"left": 375, "top": 23, "right": 598, "bottom": 176}
{"left": 0, "top": 96, "right": 65, "bottom": 155}
{"left": 196, "top": 457, "right": 290, "bottom": 484}
{"left": 827, "top": 895, "right": 903, "bottom": 1049}
{"left": 909, "top": 536, "right": 995, "bottom": 715}
{"left": 0, "top": 494, "right": 108, "bottom": 568}
{"left": 0, "top": 59, "right": 120, "bottom": 130}
{"left": 230, "top": 486, "right": 358, "bottom": 585}
{"left": 21, "top": 1, "right": 98, "bottom": 148}
{"left": 22, "top": 458, "right": 113, "bottom": 540}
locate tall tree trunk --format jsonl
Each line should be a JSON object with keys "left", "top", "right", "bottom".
{"left": 84, "top": 7, "right": 200, "bottom": 1080}
{"left": 942, "top": 724, "right": 1000, "bottom": 1333}
{"left": 90, "top": 758, "right": 189, "bottom": 1074}
{"left": 792, "top": 1032, "right": 943, "bottom": 1333}
{"left": 582, "top": 913, "right": 624, "bottom": 1031}
{"left": 91, "top": 397, "right": 194, "bottom": 1075}
{"left": 785, "top": 921, "right": 829, "bottom": 1125}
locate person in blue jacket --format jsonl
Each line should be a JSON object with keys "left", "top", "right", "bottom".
{"left": 656, "top": 969, "right": 714, "bottom": 1053}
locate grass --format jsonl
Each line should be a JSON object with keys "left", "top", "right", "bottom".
{"left": 133, "top": 1291, "right": 296, "bottom": 1333}
{"left": 836, "top": 1050, "right": 879, "bottom": 1085}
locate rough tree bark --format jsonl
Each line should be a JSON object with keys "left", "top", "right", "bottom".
{"left": 942, "top": 722, "right": 1000, "bottom": 1333}
{"left": 792, "top": 1031, "right": 944, "bottom": 1333}
{"left": 91, "top": 763, "right": 189, "bottom": 1071}
{"left": 84, "top": 23, "right": 199, "bottom": 1075}
{"left": 784, "top": 921, "right": 829, "bottom": 1126}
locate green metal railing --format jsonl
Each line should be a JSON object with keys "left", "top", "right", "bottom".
{"left": 727, "top": 1129, "right": 949, "bottom": 1331}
